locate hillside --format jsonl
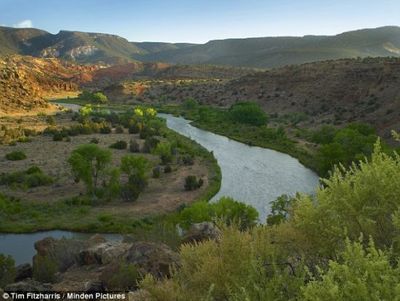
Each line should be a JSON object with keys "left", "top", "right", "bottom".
{"left": 1, "top": 26, "right": 400, "bottom": 68}
{"left": 116, "top": 57, "right": 400, "bottom": 137}
{"left": 137, "top": 26, "right": 400, "bottom": 68}
{"left": 0, "top": 55, "right": 99, "bottom": 114}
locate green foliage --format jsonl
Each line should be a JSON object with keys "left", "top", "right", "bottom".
{"left": 120, "top": 155, "right": 149, "bottom": 202}
{"left": 68, "top": 144, "right": 112, "bottom": 195}
{"left": 178, "top": 197, "right": 259, "bottom": 229}
{"left": 5, "top": 150, "right": 26, "bottom": 161}
{"left": 302, "top": 239, "right": 400, "bottom": 301}
{"left": 0, "top": 166, "right": 53, "bottom": 189}
{"left": 101, "top": 263, "right": 139, "bottom": 290}
{"left": 109, "top": 140, "right": 128, "bottom": 149}
{"left": 266, "top": 194, "right": 295, "bottom": 226}
{"left": 229, "top": 102, "right": 268, "bottom": 126}
{"left": 33, "top": 255, "right": 57, "bottom": 283}
{"left": 183, "top": 98, "right": 199, "bottom": 110}
{"left": 184, "top": 175, "right": 203, "bottom": 191}
{"left": 152, "top": 166, "right": 161, "bottom": 178}
{"left": 46, "top": 115, "right": 56, "bottom": 126}
{"left": 154, "top": 141, "right": 173, "bottom": 164}
{"left": 292, "top": 141, "right": 400, "bottom": 255}
{"left": 0, "top": 254, "right": 16, "bottom": 288}
{"left": 315, "top": 123, "right": 379, "bottom": 175}
{"left": 79, "top": 91, "right": 108, "bottom": 104}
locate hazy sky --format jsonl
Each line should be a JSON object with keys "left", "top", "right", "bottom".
{"left": 0, "top": 0, "right": 399, "bottom": 43}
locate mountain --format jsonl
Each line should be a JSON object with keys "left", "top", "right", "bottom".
{"left": 0, "top": 26, "right": 148, "bottom": 64}
{"left": 137, "top": 26, "right": 400, "bottom": 68}
{"left": 1, "top": 26, "right": 400, "bottom": 68}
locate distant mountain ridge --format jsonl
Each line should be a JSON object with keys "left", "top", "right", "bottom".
{"left": 1, "top": 26, "right": 400, "bottom": 67}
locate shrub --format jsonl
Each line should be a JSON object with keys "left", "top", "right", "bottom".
{"left": 0, "top": 254, "right": 16, "bottom": 288}
{"left": 5, "top": 150, "right": 27, "bottom": 161}
{"left": 143, "top": 137, "right": 160, "bottom": 153}
{"left": 229, "top": 102, "right": 268, "bottom": 126}
{"left": 115, "top": 126, "right": 124, "bottom": 134}
{"left": 46, "top": 115, "right": 56, "bottom": 126}
{"left": 184, "top": 175, "right": 203, "bottom": 191}
{"left": 90, "top": 138, "right": 99, "bottom": 144}
{"left": 100, "top": 125, "right": 112, "bottom": 134}
{"left": 129, "top": 139, "right": 140, "bottom": 153}
{"left": 33, "top": 255, "right": 57, "bottom": 283}
{"left": 154, "top": 141, "right": 173, "bottom": 164}
{"left": 53, "top": 132, "right": 65, "bottom": 141}
{"left": 181, "top": 154, "right": 194, "bottom": 165}
{"left": 0, "top": 166, "right": 53, "bottom": 188}
{"left": 120, "top": 155, "right": 149, "bottom": 202}
{"left": 179, "top": 197, "right": 259, "bottom": 229}
{"left": 164, "top": 165, "right": 172, "bottom": 173}
{"left": 101, "top": 262, "right": 139, "bottom": 290}
{"left": 110, "top": 140, "right": 128, "bottom": 149}
{"left": 129, "top": 123, "right": 140, "bottom": 134}
{"left": 152, "top": 166, "right": 161, "bottom": 178}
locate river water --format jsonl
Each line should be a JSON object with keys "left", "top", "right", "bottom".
{"left": 0, "top": 108, "right": 319, "bottom": 265}
{"left": 159, "top": 114, "right": 319, "bottom": 222}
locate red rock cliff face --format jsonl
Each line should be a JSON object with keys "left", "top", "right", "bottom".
{"left": 0, "top": 55, "right": 100, "bottom": 114}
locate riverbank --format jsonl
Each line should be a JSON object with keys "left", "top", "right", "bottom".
{"left": 0, "top": 107, "right": 221, "bottom": 234}
{"left": 158, "top": 104, "right": 321, "bottom": 175}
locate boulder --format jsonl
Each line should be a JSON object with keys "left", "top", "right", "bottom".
{"left": 182, "top": 222, "right": 220, "bottom": 244}
{"left": 33, "top": 237, "right": 89, "bottom": 272}
{"left": 79, "top": 242, "right": 131, "bottom": 265}
{"left": 125, "top": 242, "right": 180, "bottom": 279}
{"left": 15, "top": 263, "right": 32, "bottom": 282}
{"left": 5, "top": 280, "right": 52, "bottom": 292}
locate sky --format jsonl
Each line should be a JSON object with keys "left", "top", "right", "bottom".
{"left": 0, "top": 0, "right": 399, "bottom": 43}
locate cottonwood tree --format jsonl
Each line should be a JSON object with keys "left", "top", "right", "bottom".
{"left": 68, "top": 144, "right": 112, "bottom": 196}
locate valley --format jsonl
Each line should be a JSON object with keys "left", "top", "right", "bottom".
{"left": 1, "top": 15, "right": 400, "bottom": 299}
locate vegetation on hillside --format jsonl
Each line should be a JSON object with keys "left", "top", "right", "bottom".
{"left": 140, "top": 141, "right": 400, "bottom": 300}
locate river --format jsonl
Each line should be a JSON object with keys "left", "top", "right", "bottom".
{"left": 0, "top": 107, "right": 319, "bottom": 265}
{"left": 159, "top": 114, "right": 319, "bottom": 221}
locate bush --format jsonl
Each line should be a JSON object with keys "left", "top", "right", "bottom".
{"left": 152, "top": 166, "right": 161, "bottom": 178}
{"left": 33, "top": 255, "right": 57, "bottom": 283}
{"left": 143, "top": 137, "right": 160, "bottom": 153}
{"left": 46, "top": 115, "right": 56, "bottom": 126}
{"left": 0, "top": 254, "right": 16, "bottom": 288}
{"left": 129, "top": 123, "right": 140, "bottom": 134}
{"left": 100, "top": 125, "right": 112, "bottom": 134}
{"left": 120, "top": 155, "right": 149, "bottom": 202}
{"left": 178, "top": 197, "right": 259, "bottom": 229}
{"left": 101, "top": 262, "right": 139, "bottom": 290}
{"left": 5, "top": 150, "right": 27, "bottom": 161}
{"left": 184, "top": 175, "right": 203, "bottom": 191}
{"left": 181, "top": 154, "right": 194, "bottom": 165}
{"left": 90, "top": 138, "right": 99, "bottom": 144}
{"left": 164, "top": 165, "right": 172, "bottom": 173}
{"left": 129, "top": 139, "right": 140, "bottom": 153}
{"left": 0, "top": 166, "right": 53, "bottom": 188}
{"left": 154, "top": 141, "right": 173, "bottom": 164}
{"left": 53, "top": 132, "right": 65, "bottom": 141}
{"left": 229, "top": 102, "right": 268, "bottom": 126}
{"left": 115, "top": 126, "right": 124, "bottom": 134}
{"left": 109, "top": 140, "right": 127, "bottom": 150}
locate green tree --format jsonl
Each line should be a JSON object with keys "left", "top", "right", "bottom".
{"left": 120, "top": 155, "right": 149, "bottom": 202}
{"left": 302, "top": 239, "right": 400, "bottom": 301}
{"left": 229, "top": 102, "right": 268, "bottom": 126}
{"left": 68, "top": 144, "right": 112, "bottom": 195}
{"left": 92, "top": 92, "right": 108, "bottom": 104}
